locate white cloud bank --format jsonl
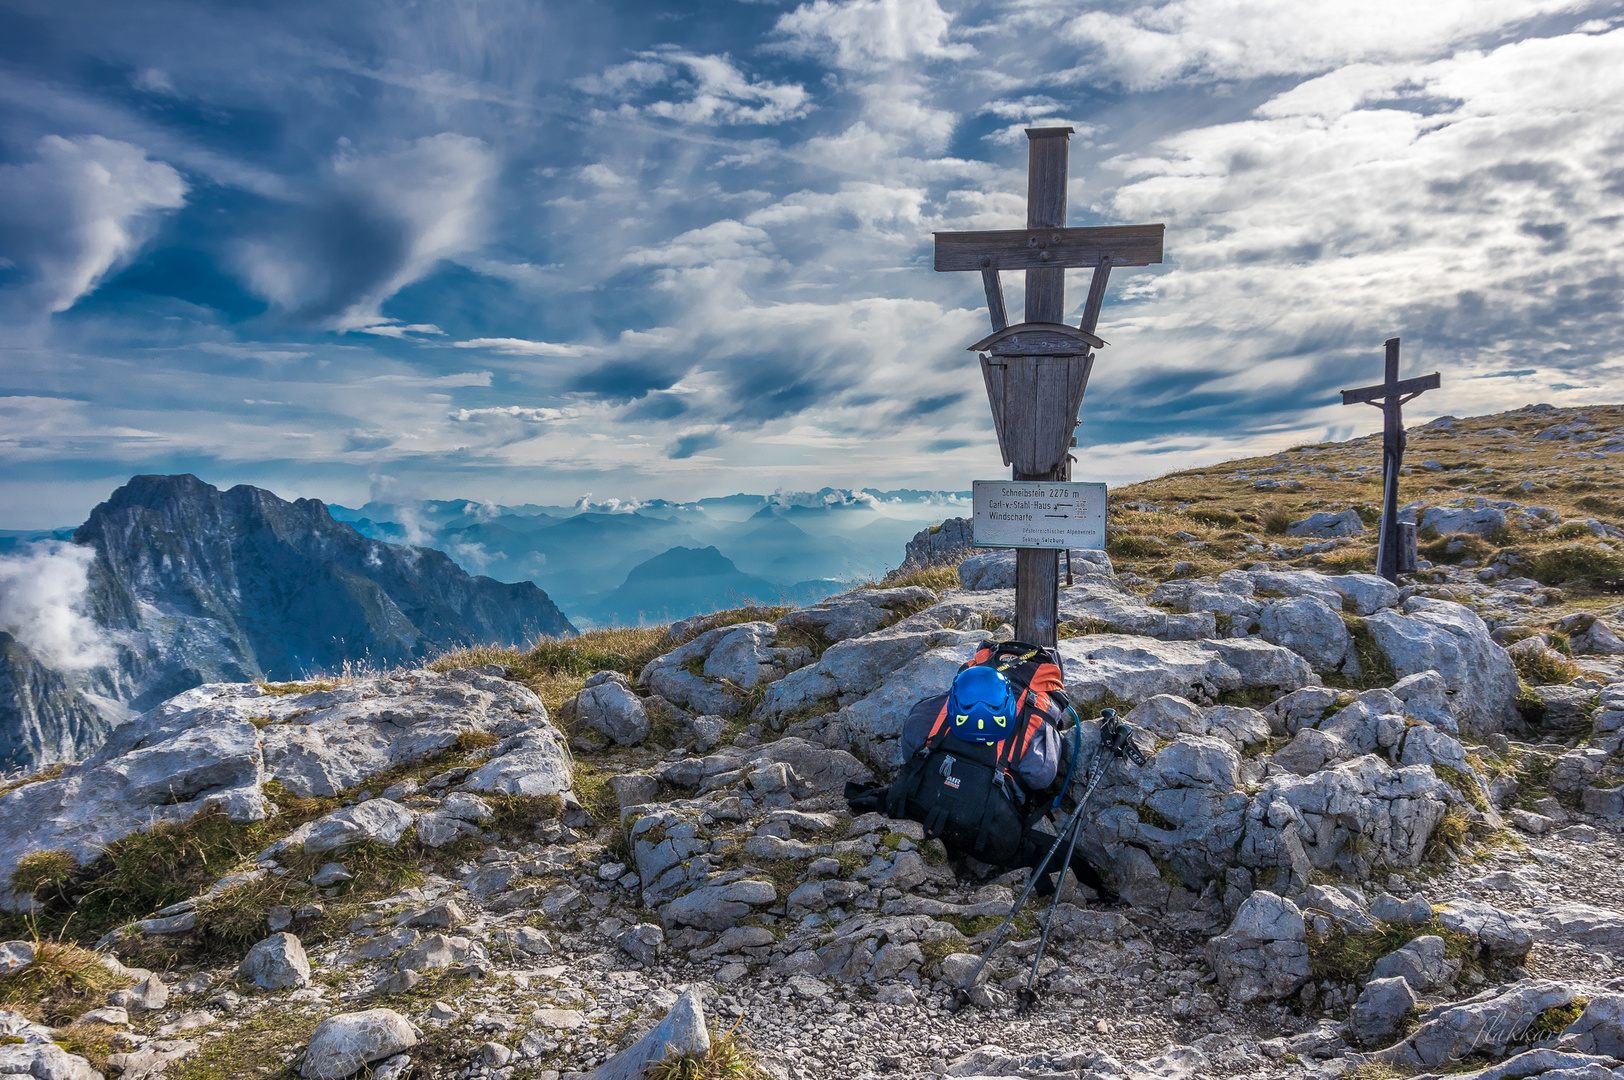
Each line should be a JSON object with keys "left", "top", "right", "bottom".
{"left": 0, "top": 541, "right": 111, "bottom": 671}
{"left": 0, "top": 135, "right": 186, "bottom": 315}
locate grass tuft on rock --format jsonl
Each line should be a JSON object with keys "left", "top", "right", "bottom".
{"left": 1531, "top": 544, "right": 1624, "bottom": 587}
{"left": 1432, "top": 765, "right": 1489, "bottom": 812}
{"left": 644, "top": 1022, "right": 773, "bottom": 1080}
{"left": 1305, "top": 919, "right": 1474, "bottom": 982}
{"left": 254, "top": 681, "right": 336, "bottom": 696}
{"left": 0, "top": 940, "right": 131, "bottom": 1025}
{"left": 9, "top": 849, "right": 77, "bottom": 901}
{"left": 571, "top": 762, "right": 621, "bottom": 824}
{"left": 0, "top": 763, "right": 66, "bottom": 798}
{"left": 1424, "top": 806, "right": 1472, "bottom": 861}
{"left": 879, "top": 562, "right": 962, "bottom": 591}
{"left": 1328, "top": 615, "right": 1397, "bottom": 691}
{"left": 1527, "top": 998, "right": 1586, "bottom": 1040}
{"left": 1512, "top": 647, "right": 1579, "bottom": 687}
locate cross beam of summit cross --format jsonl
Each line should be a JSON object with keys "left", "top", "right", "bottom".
{"left": 933, "top": 126, "right": 1165, "bottom": 647}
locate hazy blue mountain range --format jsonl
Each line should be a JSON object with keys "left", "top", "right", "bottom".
{"left": 326, "top": 487, "right": 970, "bottom": 627}
{"left": 0, "top": 475, "right": 575, "bottom": 770}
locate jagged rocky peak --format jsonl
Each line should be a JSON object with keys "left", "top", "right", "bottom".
{"left": 0, "top": 474, "right": 577, "bottom": 770}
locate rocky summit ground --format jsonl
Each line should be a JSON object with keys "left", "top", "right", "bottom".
{"left": 2, "top": 401, "right": 1624, "bottom": 1080}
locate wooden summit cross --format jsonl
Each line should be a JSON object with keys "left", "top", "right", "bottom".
{"left": 934, "top": 127, "right": 1164, "bottom": 647}
{"left": 1341, "top": 337, "right": 1441, "bottom": 584}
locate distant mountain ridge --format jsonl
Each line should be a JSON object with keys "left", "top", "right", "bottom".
{"left": 0, "top": 475, "right": 574, "bottom": 769}
{"left": 581, "top": 545, "right": 844, "bottom": 626}
{"left": 325, "top": 487, "right": 970, "bottom": 621}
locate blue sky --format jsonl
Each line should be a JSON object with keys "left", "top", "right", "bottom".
{"left": 2, "top": 0, "right": 1622, "bottom": 528}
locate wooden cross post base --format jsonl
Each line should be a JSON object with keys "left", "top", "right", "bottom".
{"left": 1342, "top": 337, "right": 1441, "bottom": 584}
{"left": 934, "top": 128, "right": 1164, "bottom": 646}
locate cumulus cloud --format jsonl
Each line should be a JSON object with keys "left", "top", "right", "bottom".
{"left": 767, "top": 487, "right": 880, "bottom": 509}
{"left": 578, "top": 50, "right": 811, "bottom": 125}
{"left": 0, "top": 135, "right": 186, "bottom": 315}
{"left": 1057, "top": 0, "right": 1591, "bottom": 90}
{"left": 774, "top": 0, "right": 975, "bottom": 71}
{"left": 1091, "top": 26, "right": 1624, "bottom": 417}
{"left": 233, "top": 133, "right": 496, "bottom": 330}
{"left": 0, "top": 541, "right": 112, "bottom": 671}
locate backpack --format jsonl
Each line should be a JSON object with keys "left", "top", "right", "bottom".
{"left": 880, "top": 641, "right": 1073, "bottom": 859}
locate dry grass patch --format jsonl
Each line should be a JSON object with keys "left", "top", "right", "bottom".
{"left": 880, "top": 562, "right": 963, "bottom": 591}
{"left": 254, "top": 681, "right": 337, "bottom": 696}
{"left": 0, "top": 763, "right": 66, "bottom": 798}
{"left": 166, "top": 1005, "right": 317, "bottom": 1080}
{"left": 1512, "top": 647, "right": 1579, "bottom": 687}
{"left": 571, "top": 762, "right": 622, "bottom": 824}
{"left": 426, "top": 644, "right": 523, "bottom": 672}
{"left": 0, "top": 940, "right": 131, "bottom": 1025}
{"left": 9, "top": 849, "right": 77, "bottom": 902}
{"left": 645, "top": 1024, "right": 774, "bottom": 1080}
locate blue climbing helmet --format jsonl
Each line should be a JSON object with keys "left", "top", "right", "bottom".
{"left": 948, "top": 665, "right": 1021, "bottom": 743}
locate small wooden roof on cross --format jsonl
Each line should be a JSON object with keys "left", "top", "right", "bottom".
{"left": 968, "top": 322, "right": 1105, "bottom": 357}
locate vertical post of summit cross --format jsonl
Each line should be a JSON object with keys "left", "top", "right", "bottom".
{"left": 935, "top": 135, "right": 1164, "bottom": 648}
{"left": 1342, "top": 337, "right": 1441, "bottom": 585}
{"left": 1378, "top": 338, "right": 1402, "bottom": 581}
{"left": 1013, "top": 128, "right": 1070, "bottom": 647}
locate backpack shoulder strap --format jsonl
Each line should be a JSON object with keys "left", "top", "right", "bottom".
{"left": 922, "top": 697, "right": 954, "bottom": 753}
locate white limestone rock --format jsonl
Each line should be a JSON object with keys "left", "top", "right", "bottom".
{"left": 1207, "top": 891, "right": 1310, "bottom": 1002}
{"left": 261, "top": 799, "right": 416, "bottom": 858}
{"left": 1257, "top": 595, "right": 1359, "bottom": 675}
{"left": 758, "top": 626, "right": 982, "bottom": 725}
{"left": 1286, "top": 510, "right": 1366, "bottom": 538}
{"left": 706, "top": 623, "right": 810, "bottom": 688}
{"left": 1563, "top": 994, "right": 1624, "bottom": 1058}
{"left": 1369, "top": 934, "right": 1461, "bottom": 991}
{"left": 413, "top": 812, "right": 477, "bottom": 848}
{"left": 659, "top": 878, "right": 776, "bottom": 930}
{"left": 1389, "top": 670, "right": 1460, "bottom": 733}
{"left": 239, "top": 932, "right": 311, "bottom": 990}
{"left": 779, "top": 587, "right": 937, "bottom": 643}
{"left": 1420, "top": 505, "right": 1509, "bottom": 536}
{"left": 1366, "top": 599, "right": 1520, "bottom": 736}
{"left": 613, "top": 922, "right": 664, "bottom": 966}
{"left": 1351, "top": 976, "right": 1419, "bottom": 1045}
{"left": 575, "top": 676, "right": 650, "bottom": 746}
{"left": 1, "top": 668, "right": 567, "bottom": 910}
{"left": 0, "top": 717, "right": 265, "bottom": 910}
{"left": 258, "top": 669, "right": 552, "bottom": 797}
{"left": 0, "top": 1041, "right": 103, "bottom": 1080}
{"left": 1057, "top": 634, "right": 1317, "bottom": 708}
{"left": 300, "top": 1009, "right": 419, "bottom": 1079}
{"left": 0, "top": 941, "right": 33, "bottom": 977}
{"left": 457, "top": 731, "right": 572, "bottom": 797}
{"left": 1376, "top": 980, "right": 1575, "bottom": 1067}
{"left": 587, "top": 987, "right": 709, "bottom": 1080}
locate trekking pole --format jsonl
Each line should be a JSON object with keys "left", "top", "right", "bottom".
{"left": 1019, "top": 713, "right": 1146, "bottom": 1008}
{"left": 959, "top": 710, "right": 1145, "bottom": 1001}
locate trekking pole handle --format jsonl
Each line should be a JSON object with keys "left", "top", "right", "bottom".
{"left": 1099, "top": 710, "right": 1146, "bottom": 767}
